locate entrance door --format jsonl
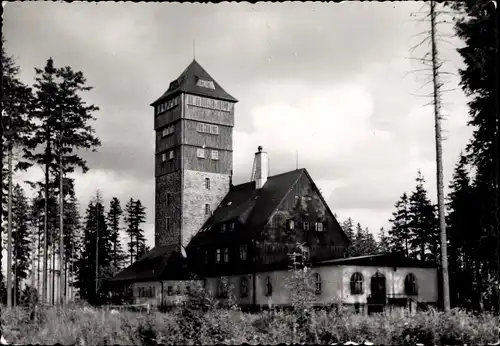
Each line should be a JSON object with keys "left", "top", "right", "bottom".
{"left": 368, "top": 272, "right": 386, "bottom": 314}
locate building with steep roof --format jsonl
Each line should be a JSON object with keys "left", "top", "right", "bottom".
{"left": 110, "top": 60, "right": 440, "bottom": 313}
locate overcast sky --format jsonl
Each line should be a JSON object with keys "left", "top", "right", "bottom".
{"left": 4, "top": 2, "right": 471, "bottom": 249}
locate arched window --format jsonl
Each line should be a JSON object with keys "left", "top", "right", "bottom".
{"left": 350, "top": 272, "right": 364, "bottom": 294}
{"left": 314, "top": 273, "right": 322, "bottom": 295}
{"left": 240, "top": 276, "right": 249, "bottom": 298}
{"left": 404, "top": 273, "right": 418, "bottom": 295}
{"left": 265, "top": 276, "right": 273, "bottom": 297}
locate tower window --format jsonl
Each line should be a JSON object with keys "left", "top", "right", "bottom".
{"left": 205, "top": 203, "right": 211, "bottom": 215}
{"left": 197, "top": 148, "right": 205, "bottom": 158}
{"left": 161, "top": 153, "right": 167, "bottom": 162}
{"left": 166, "top": 217, "right": 172, "bottom": 232}
{"left": 166, "top": 193, "right": 171, "bottom": 206}
{"left": 211, "top": 125, "right": 219, "bottom": 135}
{"left": 216, "top": 249, "right": 221, "bottom": 263}
{"left": 223, "top": 247, "right": 229, "bottom": 262}
{"left": 211, "top": 150, "right": 219, "bottom": 160}
{"left": 196, "top": 79, "right": 216, "bottom": 90}
{"left": 168, "top": 150, "right": 174, "bottom": 160}
{"left": 240, "top": 244, "right": 247, "bottom": 261}
{"left": 205, "top": 178, "right": 211, "bottom": 190}
{"left": 162, "top": 125, "right": 174, "bottom": 137}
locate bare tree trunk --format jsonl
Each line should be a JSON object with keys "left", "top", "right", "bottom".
{"left": 59, "top": 152, "right": 65, "bottom": 306}
{"left": 430, "top": 0, "right": 450, "bottom": 312}
{"left": 95, "top": 204, "right": 99, "bottom": 303}
{"left": 13, "top": 256, "right": 17, "bottom": 308}
{"left": 37, "top": 222, "right": 41, "bottom": 294}
{"left": 42, "top": 150, "right": 49, "bottom": 304}
{"left": 7, "top": 145, "right": 13, "bottom": 308}
{"left": 51, "top": 242, "right": 56, "bottom": 304}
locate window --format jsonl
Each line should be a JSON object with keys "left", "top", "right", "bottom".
{"left": 166, "top": 217, "right": 172, "bottom": 232}
{"left": 168, "top": 150, "right": 174, "bottom": 160}
{"left": 138, "top": 287, "right": 143, "bottom": 297}
{"left": 223, "top": 247, "right": 229, "bottom": 262}
{"left": 196, "top": 123, "right": 219, "bottom": 135}
{"left": 205, "top": 178, "right": 211, "bottom": 190}
{"left": 302, "top": 246, "right": 310, "bottom": 261}
{"left": 196, "top": 78, "right": 216, "bottom": 90}
{"left": 162, "top": 125, "right": 174, "bottom": 137}
{"left": 221, "top": 224, "right": 226, "bottom": 232}
{"left": 166, "top": 193, "right": 171, "bottom": 206}
{"left": 152, "top": 286, "right": 156, "bottom": 297}
{"left": 303, "top": 221, "right": 310, "bottom": 231}
{"left": 350, "top": 272, "right": 364, "bottom": 295}
{"left": 265, "top": 276, "right": 273, "bottom": 297}
{"left": 404, "top": 273, "right": 418, "bottom": 295}
{"left": 161, "top": 153, "right": 167, "bottom": 162}
{"left": 315, "top": 222, "right": 323, "bottom": 232}
{"left": 216, "top": 249, "right": 221, "bottom": 263}
{"left": 314, "top": 273, "right": 322, "bottom": 295}
{"left": 217, "top": 278, "right": 228, "bottom": 298}
{"left": 229, "top": 222, "right": 235, "bottom": 231}
{"left": 240, "top": 277, "right": 249, "bottom": 298}
{"left": 288, "top": 219, "right": 295, "bottom": 230}
{"left": 205, "top": 203, "right": 211, "bottom": 215}
{"left": 176, "top": 286, "right": 181, "bottom": 295}
{"left": 167, "top": 286, "right": 173, "bottom": 296}
{"left": 211, "top": 150, "right": 219, "bottom": 160}
{"left": 240, "top": 244, "right": 247, "bottom": 261}
{"left": 197, "top": 148, "right": 205, "bottom": 158}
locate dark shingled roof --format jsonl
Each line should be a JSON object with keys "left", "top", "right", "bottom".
{"left": 187, "top": 169, "right": 306, "bottom": 247}
{"left": 316, "top": 253, "right": 438, "bottom": 268}
{"left": 109, "top": 245, "right": 196, "bottom": 284}
{"left": 151, "top": 59, "right": 238, "bottom": 106}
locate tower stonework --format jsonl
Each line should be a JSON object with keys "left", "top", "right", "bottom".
{"left": 152, "top": 60, "right": 237, "bottom": 249}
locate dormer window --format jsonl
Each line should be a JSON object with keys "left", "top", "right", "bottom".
{"left": 196, "top": 78, "right": 215, "bottom": 90}
{"left": 287, "top": 219, "right": 295, "bottom": 230}
{"left": 315, "top": 222, "right": 324, "bottom": 232}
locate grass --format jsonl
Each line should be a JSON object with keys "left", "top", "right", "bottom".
{"left": 1, "top": 302, "right": 498, "bottom": 345}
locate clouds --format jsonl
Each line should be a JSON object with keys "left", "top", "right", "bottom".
{"left": 3, "top": 2, "right": 472, "bottom": 249}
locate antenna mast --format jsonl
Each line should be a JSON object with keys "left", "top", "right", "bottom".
{"left": 193, "top": 40, "right": 196, "bottom": 60}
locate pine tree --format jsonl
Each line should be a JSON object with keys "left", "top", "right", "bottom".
{"left": 124, "top": 198, "right": 137, "bottom": 265}
{"left": 408, "top": 171, "right": 440, "bottom": 262}
{"left": 10, "top": 184, "right": 31, "bottom": 305}
{"left": 378, "top": 227, "right": 391, "bottom": 254}
{"left": 134, "top": 200, "right": 147, "bottom": 260}
{"left": 63, "top": 188, "right": 82, "bottom": 301}
{"left": 388, "top": 192, "right": 412, "bottom": 257}
{"left": 107, "top": 197, "right": 125, "bottom": 270}
{"left": 2, "top": 38, "right": 34, "bottom": 307}
{"left": 446, "top": 153, "right": 478, "bottom": 309}
{"left": 24, "top": 57, "right": 100, "bottom": 304}
{"left": 341, "top": 218, "right": 355, "bottom": 256}
{"left": 450, "top": 0, "right": 499, "bottom": 313}
{"left": 75, "top": 194, "right": 111, "bottom": 305}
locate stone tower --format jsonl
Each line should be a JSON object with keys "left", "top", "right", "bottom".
{"left": 151, "top": 60, "right": 237, "bottom": 249}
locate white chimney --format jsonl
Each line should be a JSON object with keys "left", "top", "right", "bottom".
{"left": 252, "top": 146, "right": 268, "bottom": 189}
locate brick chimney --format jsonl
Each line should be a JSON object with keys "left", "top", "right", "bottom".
{"left": 252, "top": 146, "right": 268, "bottom": 189}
